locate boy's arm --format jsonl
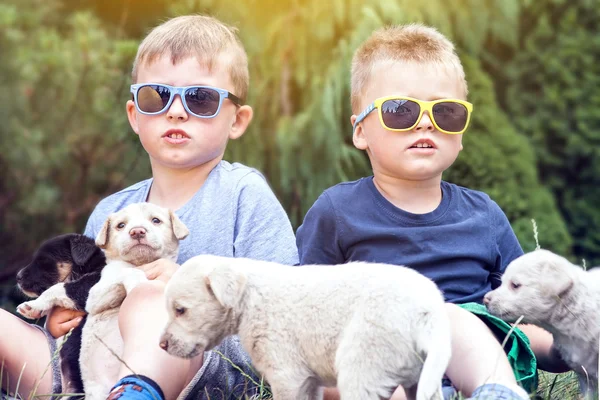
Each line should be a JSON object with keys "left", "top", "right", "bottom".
{"left": 490, "top": 201, "right": 524, "bottom": 288}
{"left": 296, "top": 192, "right": 345, "bottom": 265}
{"left": 518, "top": 324, "right": 571, "bottom": 373}
{"left": 233, "top": 172, "right": 298, "bottom": 265}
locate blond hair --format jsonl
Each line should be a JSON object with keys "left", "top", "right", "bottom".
{"left": 132, "top": 15, "right": 249, "bottom": 100}
{"left": 350, "top": 24, "right": 468, "bottom": 113}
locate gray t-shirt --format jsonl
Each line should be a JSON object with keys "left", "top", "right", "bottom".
{"left": 83, "top": 160, "right": 298, "bottom": 400}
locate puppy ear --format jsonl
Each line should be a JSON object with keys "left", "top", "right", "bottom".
{"left": 543, "top": 259, "right": 575, "bottom": 298}
{"left": 169, "top": 210, "right": 189, "bottom": 240}
{"left": 204, "top": 265, "right": 246, "bottom": 309}
{"left": 95, "top": 217, "right": 111, "bottom": 249}
{"left": 70, "top": 235, "right": 98, "bottom": 265}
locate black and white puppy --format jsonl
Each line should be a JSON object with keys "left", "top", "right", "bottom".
{"left": 16, "top": 233, "right": 106, "bottom": 397}
{"left": 17, "top": 203, "right": 189, "bottom": 399}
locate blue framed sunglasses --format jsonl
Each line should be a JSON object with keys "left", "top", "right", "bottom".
{"left": 130, "top": 83, "right": 242, "bottom": 118}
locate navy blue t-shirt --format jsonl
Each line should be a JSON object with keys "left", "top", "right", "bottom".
{"left": 296, "top": 177, "right": 524, "bottom": 304}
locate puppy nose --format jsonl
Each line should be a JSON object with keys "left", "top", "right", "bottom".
{"left": 129, "top": 227, "right": 146, "bottom": 239}
{"left": 159, "top": 339, "right": 168, "bottom": 351}
{"left": 483, "top": 293, "right": 491, "bottom": 305}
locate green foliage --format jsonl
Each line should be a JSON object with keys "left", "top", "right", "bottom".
{"left": 0, "top": 0, "right": 148, "bottom": 274}
{"left": 503, "top": 0, "right": 600, "bottom": 263}
{"left": 445, "top": 56, "right": 571, "bottom": 254}
{"left": 0, "top": 0, "right": 583, "bottom": 279}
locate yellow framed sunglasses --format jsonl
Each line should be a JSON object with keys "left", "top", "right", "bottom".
{"left": 353, "top": 96, "right": 473, "bottom": 135}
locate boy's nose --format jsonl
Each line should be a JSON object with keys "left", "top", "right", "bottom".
{"left": 166, "top": 95, "right": 188, "bottom": 120}
{"left": 415, "top": 112, "right": 434, "bottom": 131}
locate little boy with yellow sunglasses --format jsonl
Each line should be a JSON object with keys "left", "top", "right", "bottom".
{"left": 297, "top": 24, "right": 570, "bottom": 400}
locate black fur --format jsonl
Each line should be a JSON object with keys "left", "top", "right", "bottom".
{"left": 16, "top": 233, "right": 106, "bottom": 397}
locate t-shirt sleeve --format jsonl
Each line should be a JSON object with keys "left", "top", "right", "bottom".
{"left": 490, "top": 200, "right": 524, "bottom": 288}
{"left": 82, "top": 197, "right": 116, "bottom": 241}
{"left": 83, "top": 207, "right": 101, "bottom": 240}
{"left": 233, "top": 172, "right": 298, "bottom": 265}
{"left": 296, "top": 192, "right": 345, "bottom": 265}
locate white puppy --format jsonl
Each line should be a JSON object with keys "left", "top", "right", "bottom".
{"left": 159, "top": 255, "right": 451, "bottom": 400}
{"left": 18, "top": 202, "right": 189, "bottom": 399}
{"left": 484, "top": 249, "right": 600, "bottom": 397}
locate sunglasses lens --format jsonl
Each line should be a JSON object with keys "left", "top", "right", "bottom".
{"left": 432, "top": 102, "right": 469, "bottom": 132}
{"left": 381, "top": 99, "right": 420, "bottom": 130}
{"left": 185, "top": 87, "right": 221, "bottom": 116}
{"left": 137, "top": 85, "right": 171, "bottom": 113}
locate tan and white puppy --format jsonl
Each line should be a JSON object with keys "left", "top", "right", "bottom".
{"left": 18, "top": 202, "right": 189, "bottom": 399}
{"left": 159, "top": 255, "right": 451, "bottom": 400}
{"left": 484, "top": 249, "right": 600, "bottom": 397}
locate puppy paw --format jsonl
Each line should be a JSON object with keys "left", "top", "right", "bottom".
{"left": 17, "top": 301, "right": 46, "bottom": 319}
{"left": 122, "top": 269, "right": 148, "bottom": 293}
{"left": 86, "top": 283, "right": 127, "bottom": 315}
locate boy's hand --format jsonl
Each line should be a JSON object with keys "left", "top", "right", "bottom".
{"left": 139, "top": 259, "right": 179, "bottom": 283}
{"left": 46, "top": 306, "right": 86, "bottom": 338}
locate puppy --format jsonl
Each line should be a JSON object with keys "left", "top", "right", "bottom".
{"left": 484, "top": 249, "right": 600, "bottom": 397}
{"left": 159, "top": 255, "right": 451, "bottom": 400}
{"left": 16, "top": 234, "right": 106, "bottom": 396}
{"left": 18, "top": 202, "right": 189, "bottom": 399}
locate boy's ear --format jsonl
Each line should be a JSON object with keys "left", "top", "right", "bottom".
{"left": 126, "top": 100, "right": 140, "bottom": 135}
{"left": 229, "top": 105, "right": 253, "bottom": 140}
{"left": 351, "top": 115, "right": 368, "bottom": 150}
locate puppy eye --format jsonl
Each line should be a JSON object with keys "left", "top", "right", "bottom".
{"left": 152, "top": 217, "right": 162, "bottom": 224}
{"left": 175, "top": 306, "right": 186, "bottom": 316}
{"left": 510, "top": 282, "right": 521, "bottom": 290}
{"left": 116, "top": 222, "right": 126, "bottom": 229}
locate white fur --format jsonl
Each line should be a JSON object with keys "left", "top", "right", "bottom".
{"left": 18, "top": 202, "right": 188, "bottom": 399}
{"left": 17, "top": 284, "right": 76, "bottom": 319}
{"left": 484, "top": 249, "right": 600, "bottom": 398}
{"left": 160, "top": 255, "right": 451, "bottom": 400}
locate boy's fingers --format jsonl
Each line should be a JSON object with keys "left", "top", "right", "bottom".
{"left": 56, "top": 309, "right": 86, "bottom": 323}
{"left": 59, "top": 316, "right": 84, "bottom": 333}
{"left": 143, "top": 263, "right": 164, "bottom": 279}
{"left": 144, "top": 267, "right": 160, "bottom": 280}
{"left": 47, "top": 308, "right": 85, "bottom": 338}
{"left": 138, "top": 260, "right": 160, "bottom": 272}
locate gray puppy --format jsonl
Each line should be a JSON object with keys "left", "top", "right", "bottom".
{"left": 484, "top": 249, "right": 600, "bottom": 398}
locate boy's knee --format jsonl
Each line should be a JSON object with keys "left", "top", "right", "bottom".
{"left": 123, "top": 280, "right": 165, "bottom": 305}
{"left": 445, "top": 303, "right": 494, "bottom": 336}
{"left": 118, "top": 281, "right": 167, "bottom": 331}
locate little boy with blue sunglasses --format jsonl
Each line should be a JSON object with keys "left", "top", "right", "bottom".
{"left": 0, "top": 14, "right": 298, "bottom": 400}
{"left": 297, "top": 24, "right": 570, "bottom": 400}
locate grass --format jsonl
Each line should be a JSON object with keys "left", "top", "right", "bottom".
{"left": 0, "top": 317, "right": 586, "bottom": 400}
{"left": 2, "top": 354, "right": 583, "bottom": 400}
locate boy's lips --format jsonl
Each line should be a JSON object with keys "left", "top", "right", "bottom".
{"left": 163, "top": 129, "right": 190, "bottom": 144}
{"left": 407, "top": 138, "right": 437, "bottom": 153}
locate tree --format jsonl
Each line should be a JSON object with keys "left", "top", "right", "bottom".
{"left": 0, "top": 0, "right": 575, "bottom": 291}
{"left": 0, "top": 0, "right": 146, "bottom": 282}
{"left": 503, "top": 0, "right": 599, "bottom": 264}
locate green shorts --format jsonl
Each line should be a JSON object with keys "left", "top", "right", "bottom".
{"left": 458, "top": 302, "right": 538, "bottom": 392}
